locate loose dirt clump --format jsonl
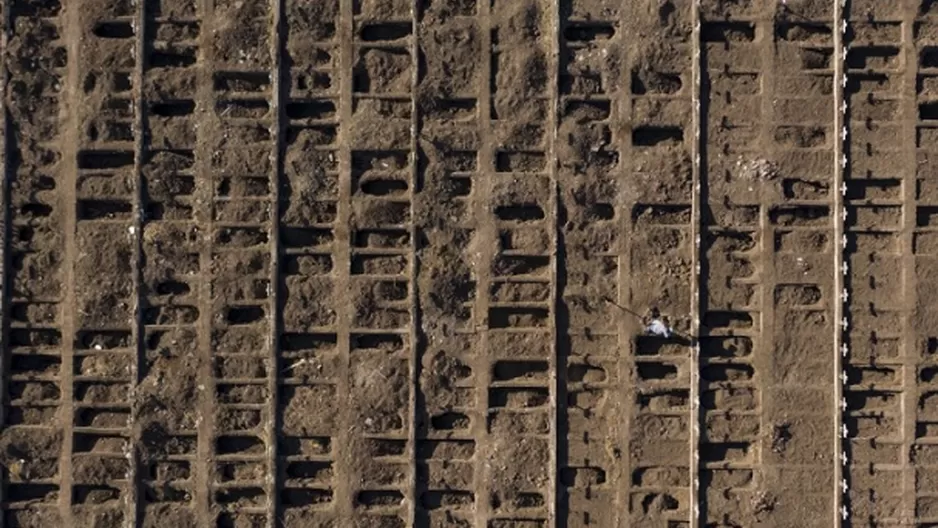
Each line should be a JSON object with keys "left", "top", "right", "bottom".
{"left": 753, "top": 490, "right": 777, "bottom": 517}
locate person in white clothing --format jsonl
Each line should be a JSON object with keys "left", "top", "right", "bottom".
{"left": 644, "top": 307, "right": 672, "bottom": 338}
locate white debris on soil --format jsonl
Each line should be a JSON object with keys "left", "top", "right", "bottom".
{"left": 735, "top": 157, "right": 780, "bottom": 181}
{"left": 795, "top": 256, "right": 809, "bottom": 275}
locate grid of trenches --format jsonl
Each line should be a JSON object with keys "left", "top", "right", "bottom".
{"left": 555, "top": 0, "right": 627, "bottom": 526}
{"left": 2, "top": 0, "right": 71, "bottom": 526}
{"left": 842, "top": 0, "right": 938, "bottom": 525}
{"left": 280, "top": 0, "right": 417, "bottom": 526}
{"left": 412, "top": 0, "right": 558, "bottom": 525}
{"left": 698, "top": 0, "right": 838, "bottom": 526}
{"left": 7, "top": 0, "right": 938, "bottom": 527}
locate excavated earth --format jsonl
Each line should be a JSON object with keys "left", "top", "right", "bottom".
{"left": 0, "top": 0, "right": 935, "bottom": 527}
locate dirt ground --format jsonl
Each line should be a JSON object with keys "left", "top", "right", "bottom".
{"left": 0, "top": 0, "right": 934, "bottom": 526}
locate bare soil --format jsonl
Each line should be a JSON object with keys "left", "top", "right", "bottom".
{"left": 0, "top": 0, "right": 930, "bottom": 527}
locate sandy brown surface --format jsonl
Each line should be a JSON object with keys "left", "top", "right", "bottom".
{"left": 0, "top": 0, "right": 935, "bottom": 526}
